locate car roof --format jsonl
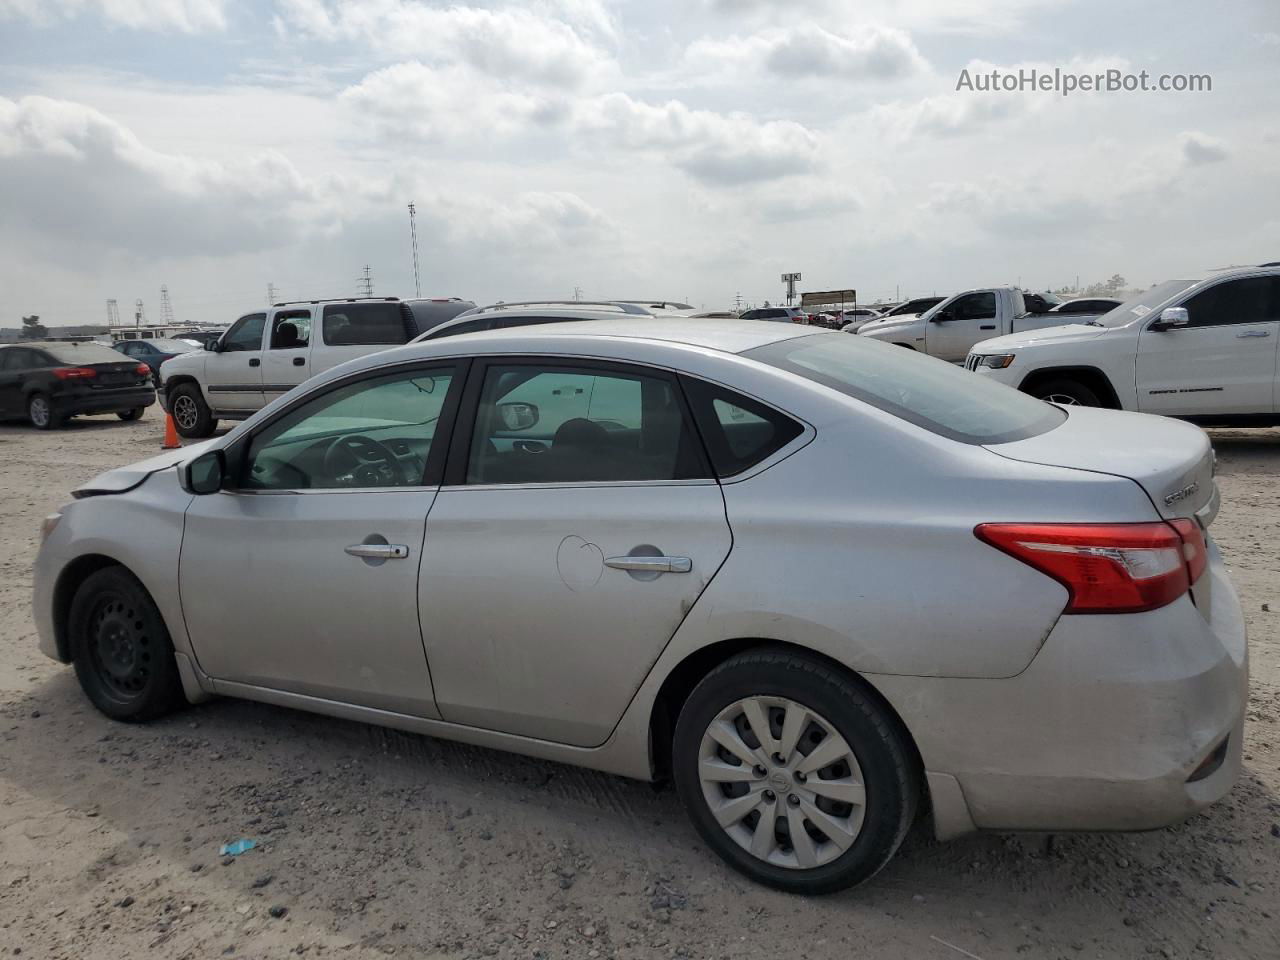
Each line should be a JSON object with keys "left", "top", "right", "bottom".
{"left": 417, "top": 307, "right": 646, "bottom": 341}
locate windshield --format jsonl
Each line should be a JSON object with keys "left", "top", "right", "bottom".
{"left": 149, "top": 338, "right": 200, "bottom": 353}
{"left": 1093, "top": 279, "right": 1197, "bottom": 327}
{"left": 747, "top": 333, "right": 1065, "bottom": 445}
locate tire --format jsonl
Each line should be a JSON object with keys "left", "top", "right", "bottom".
{"left": 117, "top": 408, "right": 145, "bottom": 421}
{"left": 169, "top": 383, "right": 217, "bottom": 438}
{"left": 68, "top": 566, "right": 185, "bottom": 722}
{"left": 1029, "top": 377, "right": 1101, "bottom": 407}
{"left": 28, "top": 393, "right": 62, "bottom": 430}
{"left": 673, "top": 649, "right": 918, "bottom": 894}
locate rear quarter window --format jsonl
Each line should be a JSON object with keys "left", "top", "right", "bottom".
{"left": 681, "top": 377, "right": 804, "bottom": 477}
{"left": 746, "top": 333, "right": 1064, "bottom": 445}
{"left": 322, "top": 302, "right": 416, "bottom": 345}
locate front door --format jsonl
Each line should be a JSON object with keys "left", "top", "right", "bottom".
{"left": 180, "top": 362, "right": 462, "bottom": 716}
{"left": 420, "top": 358, "right": 733, "bottom": 747}
{"left": 261, "top": 308, "right": 313, "bottom": 405}
{"left": 927, "top": 291, "right": 999, "bottom": 361}
{"left": 1136, "top": 276, "right": 1280, "bottom": 416}
{"left": 207, "top": 312, "right": 267, "bottom": 411}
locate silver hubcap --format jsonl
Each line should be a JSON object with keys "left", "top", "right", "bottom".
{"left": 30, "top": 397, "right": 49, "bottom": 426}
{"left": 698, "top": 696, "right": 866, "bottom": 870}
{"left": 1043, "top": 393, "right": 1080, "bottom": 406}
{"left": 172, "top": 395, "right": 198, "bottom": 430}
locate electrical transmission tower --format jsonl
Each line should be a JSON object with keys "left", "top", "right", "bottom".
{"left": 134, "top": 299, "right": 146, "bottom": 330}
{"left": 106, "top": 299, "right": 120, "bottom": 328}
{"left": 267, "top": 282, "right": 278, "bottom": 306}
{"left": 159, "top": 285, "right": 175, "bottom": 324}
{"left": 408, "top": 203, "right": 421, "bottom": 298}
{"left": 357, "top": 265, "right": 374, "bottom": 297}
{"left": 733, "top": 292, "right": 745, "bottom": 312}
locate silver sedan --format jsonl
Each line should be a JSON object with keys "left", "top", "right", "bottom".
{"left": 32, "top": 320, "right": 1247, "bottom": 893}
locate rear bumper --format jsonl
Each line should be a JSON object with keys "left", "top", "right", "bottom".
{"left": 870, "top": 556, "right": 1248, "bottom": 835}
{"left": 53, "top": 388, "right": 155, "bottom": 416}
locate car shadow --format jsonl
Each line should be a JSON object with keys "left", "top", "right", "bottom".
{"left": 4, "top": 670, "right": 1278, "bottom": 958}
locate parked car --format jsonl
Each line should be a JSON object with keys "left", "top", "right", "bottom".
{"left": 170, "top": 330, "right": 227, "bottom": 348}
{"left": 859, "top": 286, "right": 1100, "bottom": 362}
{"left": 35, "top": 320, "right": 1243, "bottom": 893}
{"left": 1022, "top": 291, "right": 1065, "bottom": 314}
{"left": 837, "top": 308, "right": 885, "bottom": 333}
{"left": 159, "top": 296, "right": 475, "bottom": 439}
{"left": 113, "top": 337, "right": 200, "bottom": 384}
{"left": 1048, "top": 297, "right": 1123, "bottom": 317}
{"left": 878, "top": 297, "right": 945, "bottom": 319}
{"left": 967, "top": 265, "right": 1280, "bottom": 422}
{"left": 739, "top": 306, "right": 806, "bottom": 323}
{"left": 0, "top": 341, "right": 154, "bottom": 429}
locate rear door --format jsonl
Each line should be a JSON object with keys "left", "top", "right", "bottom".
{"left": 418, "top": 357, "right": 733, "bottom": 746}
{"left": 207, "top": 312, "right": 267, "bottom": 411}
{"left": 927, "top": 291, "right": 998, "bottom": 361}
{"left": 0, "top": 348, "right": 33, "bottom": 416}
{"left": 1136, "top": 276, "right": 1280, "bottom": 416}
{"left": 261, "top": 307, "right": 314, "bottom": 404}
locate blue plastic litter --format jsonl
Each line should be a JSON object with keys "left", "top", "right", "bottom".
{"left": 219, "top": 838, "right": 258, "bottom": 856}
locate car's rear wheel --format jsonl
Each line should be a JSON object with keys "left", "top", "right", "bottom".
{"left": 117, "top": 407, "right": 145, "bottom": 421}
{"left": 169, "top": 384, "right": 217, "bottom": 438}
{"left": 673, "top": 649, "right": 918, "bottom": 894}
{"left": 28, "top": 393, "right": 62, "bottom": 430}
{"left": 69, "top": 567, "right": 184, "bottom": 722}
{"left": 1030, "top": 377, "right": 1101, "bottom": 407}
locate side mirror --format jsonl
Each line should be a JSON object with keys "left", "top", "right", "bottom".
{"left": 932, "top": 311, "right": 954, "bottom": 323}
{"left": 1150, "top": 307, "right": 1190, "bottom": 332}
{"left": 203, "top": 339, "right": 218, "bottom": 352}
{"left": 178, "top": 449, "right": 225, "bottom": 495}
{"left": 497, "top": 401, "right": 539, "bottom": 431}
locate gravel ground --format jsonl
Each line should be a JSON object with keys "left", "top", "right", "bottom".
{"left": 1, "top": 413, "right": 1278, "bottom": 960}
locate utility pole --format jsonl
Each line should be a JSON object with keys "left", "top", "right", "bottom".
{"left": 134, "top": 299, "right": 146, "bottom": 331}
{"left": 573, "top": 286, "right": 583, "bottom": 301}
{"left": 267, "top": 282, "right": 278, "bottom": 306}
{"left": 159, "top": 285, "right": 175, "bottom": 325}
{"left": 357, "top": 265, "right": 374, "bottom": 297}
{"left": 106, "top": 299, "right": 120, "bottom": 328}
{"left": 733, "top": 292, "right": 745, "bottom": 313}
{"left": 408, "top": 202, "right": 421, "bottom": 298}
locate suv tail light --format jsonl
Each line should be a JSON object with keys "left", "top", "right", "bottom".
{"left": 52, "top": 366, "right": 97, "bottom": 380}
{"left": 975, "top": 521, "right": 1206, "bottom": 614}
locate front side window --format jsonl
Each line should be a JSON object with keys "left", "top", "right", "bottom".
{"left": 1183, "top": 277, "right": 1280, "bottom": 328}
{"left": 748, "top": 333, "right": 1064, "bottom": 445}
{"left": 322, "top": 302, "right": 413, "bottom": 345}
{"left": 952, "top": 292, "right": 997, "bottom": 320}
{"left": 242, "top": 366, "right": 457, "bottom": 490}
{"left": 223, "top": 313, "right": 266, "bottom": 352}
{"left": 270, "top": 309, "right": 312, "bottom": 349}
{"left": 466, "top": 363, "right": 706, "bottom": 484}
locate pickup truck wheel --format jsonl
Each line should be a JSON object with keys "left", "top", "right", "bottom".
{"left": 169, "top": 384, "right": 217, "bottom": 438}
{"left": 1030, "top": 378, "right": 1101, "bottom": 407}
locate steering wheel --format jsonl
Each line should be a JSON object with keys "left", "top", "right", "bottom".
{"left": 322, "top": 434, "right": 406, "bottom": 487}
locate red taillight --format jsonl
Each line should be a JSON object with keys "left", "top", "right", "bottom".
{"left": 52, "top": 366, "right": 97, "bottom": 380}
{"left": 975, "top": 522, "right": 1202, "bottom": 614}
{"left": 135, "top": 364, "right": 151, "bottom": 377}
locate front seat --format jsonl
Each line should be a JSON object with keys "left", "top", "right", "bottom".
{"left": 274, "top": 322, "right": 304, "bottom": 349}
{"left": 549, "top": 418, "right": 611, "bottom": 481}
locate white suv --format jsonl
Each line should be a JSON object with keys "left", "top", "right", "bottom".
{"left": 160, "top": 297, "right": 474, "bottom": 437}
{"left": 968, "top": 264, "right": 1280, "bottom": 424}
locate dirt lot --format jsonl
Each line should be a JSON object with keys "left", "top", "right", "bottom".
{"left": 1, "top": 414, "right": 1278, "bottom": 960}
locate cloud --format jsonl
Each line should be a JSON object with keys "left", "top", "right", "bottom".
{"left": 0, "top": 0, "right": 227, "bottom": 31}
{"left": 686, "top": 23, "right": 927, "bottom": 81}
{"left": 1180, "top": 131, "right": 1229, "bottom": 166}
{"left": 272, "top": 0, "right": 613, "bottom": 88}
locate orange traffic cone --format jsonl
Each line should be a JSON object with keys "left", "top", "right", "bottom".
{"left": 162, "top": 412, "right": 181, "bottom": 450}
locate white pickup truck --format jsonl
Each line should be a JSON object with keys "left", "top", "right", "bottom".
{"left": 967, "top": 265, "right": 1280, "bottom": 425}
{"left": 159, "top": 296, "right": 473, "bottom": 437}
{"left": 857, "top": 286, "right": 1101, "bottom": 362}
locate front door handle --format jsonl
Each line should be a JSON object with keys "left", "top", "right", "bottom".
{"left": 249, "top": 357, "right": 261, "bottom": 367}
{"left": 293, "top": 356, "right": 305, "bottom": 366}
{"left": 345, "top": 543, "right": 410, "bottom": 560}
{"left": 604, "top": 556, "right": 692, "bottom": 574}
{"left": 1236, "top": 330, "right": 1271, "bottom": 338}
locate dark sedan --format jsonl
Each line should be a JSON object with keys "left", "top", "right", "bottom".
{"left": 0, "top": 341, "right": 155, "bottom": 429}
{"left": 113, "top": 337, "right": 200, "bottom": 384}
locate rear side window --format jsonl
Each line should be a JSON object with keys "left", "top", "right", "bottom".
{"left": 322, "top": 302, "right": 415, "bottom": 345}
{"left": 1183, "top": 277, "right": 1280, "bottom": 327}
{"left": 747, "top": 333, "right": 1064, "bottom": 445}
{"left": 682, "top": 377, "right": 804, "bottom": 477}
{"left": 39, "top": 342, "right": 129, "bottom": 365}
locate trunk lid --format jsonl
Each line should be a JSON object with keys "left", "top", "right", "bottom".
{"left": 84, "top": 360, "right": 151, "bottom": 389}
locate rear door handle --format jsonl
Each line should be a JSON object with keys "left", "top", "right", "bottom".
{"left": 604, "top": 556, "right": 692, "bottom": 574}
{"left": 345, "top": 543, "right": 410, "bottom": 560}
{"left": 1236, "top": 330, "right": 1271, "bottom": 338}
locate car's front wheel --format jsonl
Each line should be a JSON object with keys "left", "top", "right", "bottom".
{"left": 1029, "top": 377, "right": 1101, "bottom": 407}
{"left": 673, "top": 650, "right": 918, "bottom": 894}
{"left": 68, "top": 566, "right": 185, "bottom": 722}
{"left": 169, "top": 383, "right": 217, "bottom": 438}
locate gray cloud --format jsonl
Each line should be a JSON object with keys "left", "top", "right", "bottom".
{"left": 687, "top": 24, "right": 927, "bottom": 81}
{"left": 0, "top": 0, "right": 227, "bottom": 31}
{"left": 1181, "top": 131, "right": 1229, "bottom": 166}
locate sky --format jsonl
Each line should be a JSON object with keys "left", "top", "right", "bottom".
{"left": 1, "top": 0, "right": 1278, "bottom": 327}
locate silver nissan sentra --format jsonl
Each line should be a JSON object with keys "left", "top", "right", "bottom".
{"left": 32, "top": 319, "right": 1247, "bottom": 893}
